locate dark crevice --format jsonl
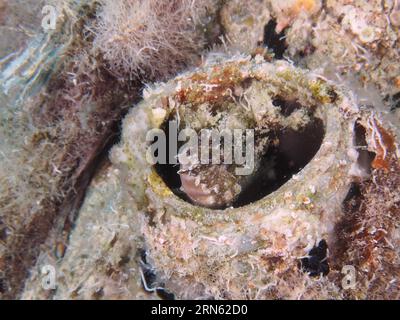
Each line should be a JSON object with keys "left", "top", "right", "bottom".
{"left": 138, "top": 249, "right": 175, "bottom": 300}
{"left": 156, "top": 288, "right": 176, "bottom": 300}
{"left": 273, "top": 98, "right": 303, "bottom": 116}
{"left": 0, "top": 219, "right": 8, "bottom": 242}
{"left": 342, "top": 182, "right": 362, "bottom": 214}
{"left": 0, "top": 278, "right": 5, "bottom": 294}
{"left": 390, "top": 92, "right": 400, "bottom": 110}
{"left": 299, "top": 239, "right": 330, "bottom": 277}
{"left": 354, "top": 121, "right": 368, "bottom": 147}
{"left": 354, "top": 121, "right": 375, "bottom": 175}
{"left": 263, "top": 19, "right": 288, "bottom": 59}
{"left": 392, "top": 91, "right": 400, "bottom": 101}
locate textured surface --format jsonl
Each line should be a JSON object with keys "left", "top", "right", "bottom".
{"left": 0, "top": 0, "right": 399, "bottom": 299}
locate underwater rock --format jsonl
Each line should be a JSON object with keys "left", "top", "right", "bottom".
{"left": 108, "top": 55, "right": 399, "bottom": 299}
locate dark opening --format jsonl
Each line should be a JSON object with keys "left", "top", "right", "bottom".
{"left": 391, "top": 92, "right": 400, "bottom": 111}
{"left": 138, "top": 249, "right": 175, "bottom": 300}
{"left": 153, "top": 120, "right": 193, "bottom": 204}
{"left": 0, "top": 278, "right": 5, "bottom": 294}
{"left": 0, "top": 218, "right": 8, "bottom": 242}
{"left": 154, "top": 111, "right": 325, "bottom": 209}
{"left": 273, "top": 98, "right": 303, "bottom": 116}
{"left": 299, "top": 239, "right": 330, "bottom": 277}
{"left": 233, "top": 117, "right": 324, "bottom": 207}
{"left": 354, "top": 121, "right": 375, "bottom": 175}
{"left": 342, "top": 182, "right": 362, "bottom": 214}
{"left": 263, "top": 19, "right": 287, "bottom": 59}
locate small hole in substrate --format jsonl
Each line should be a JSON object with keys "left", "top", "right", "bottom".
{"left": 0, "top": 218, "right": 8, "bottom": 241}
{"left": 390, "top": 92, "right": 400, "bottom": 111}
{"left": 299, "top": 239, "right": 330, "bottom": 277}
{"left": 354, "top": 121, "right": 375, "bottom": 175}
{"left": 342, "top": 182, "right": 362, "bottom": 214}
{"left": 138, "top": 249, "right": 175, "bottom": 300}
{"left": 0, "top": 278, "right": 5, "bottom": 294}
{"left": 393, "top": 91, "right": 400, "bottom": 101}
{"left": 263, "top": 19, "right": 287, "bottom": 59}
{"left": 156, "top": 288, "right": 175, "bottom": 300}
{"left": 138, "top": 249, "right": 158, "bottom": 293}
{"left": 273, "top": 98, "right": 303, "bottom": 116}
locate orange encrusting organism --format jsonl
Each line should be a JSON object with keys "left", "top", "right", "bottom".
{"left": 292, "top": 0, "right": 317, "bottom": 15}
{"left": 369, "top": 123, "right": 396, "bottom": 170}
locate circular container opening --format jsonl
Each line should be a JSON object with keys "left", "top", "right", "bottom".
{"left": 154, "top": 99, "right": 325, "bottom": 209}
